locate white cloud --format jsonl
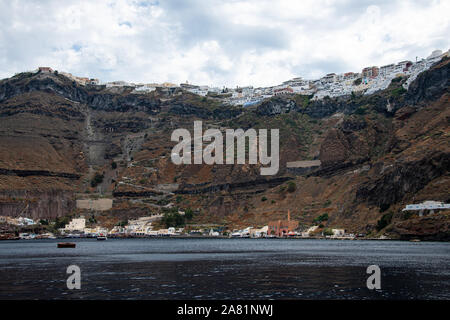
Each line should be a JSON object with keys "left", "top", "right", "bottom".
{"left": 0, "top": 0, "right": 448, "bottom": 87}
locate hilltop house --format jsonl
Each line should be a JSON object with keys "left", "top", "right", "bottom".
{"left": 38, "top": 67, "right": 53, "bottom": 73}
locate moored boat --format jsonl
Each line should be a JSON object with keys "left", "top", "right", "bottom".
{"left": 57, "top": 242, "right": 76, "bottom": 248}
{"left": 97, "top": 233, "right": 107, "bottom": 241}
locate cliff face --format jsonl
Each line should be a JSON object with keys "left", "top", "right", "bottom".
{"left": 406, "top": 57, "right": 450, "bottom": 105}
{"left": 0, "top": 189, "right": 75, "bottom": 220}
{"left": 0, "top": 59, "right": 448, "bottom": 239}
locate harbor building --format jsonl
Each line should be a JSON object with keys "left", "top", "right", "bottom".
{"left": 267, "top": 210, "right": 299, "bottom": 237}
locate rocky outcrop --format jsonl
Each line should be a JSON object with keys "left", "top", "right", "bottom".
{"left": 168, "top": 102, "right": 212, "bottom": 118}
{"left": 0, "top": 73, "right": 88, "bottom": 103}
{"left": 406, "top": 58, "right": 450, "bottom": 105}
{"left": 176, "top": 177, "right": 292, "bottom": 194}
{"left": 319, "top": 129, "right": 351, "bottom": 166}
{"left": 88, "top": 93, "right": 161, "bottom": 113}
{"left": 390, "top": 213, "right": 450, "bottom": 241}
{"left": 167, "top": 101, "right": 241, "bottom": 119}
{"left": 256, "top": 96, "right": 297, "bottom": 116}
{"left": 339, "top": 117, "right": 367, "bottom": 132}
{"left": 356, "top": 152, "right": 450, "bottom": 210}
{"left": 0, "top": 168, "right": 80, "bottom": 179}
{"left": 0, "top": 72, "right": 161, "bottom": 114}
{"left": 304, "top": 97, "right": 358, "bottom": 118}
{"left": 113, "top": 190, "right": 164, "bottom": 197}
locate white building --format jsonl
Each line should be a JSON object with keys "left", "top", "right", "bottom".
{"left": 379, "top": 64, "right": 395, "bottom": 77}
{"left": 134, "top": 84, "right": 156, "bottom": 93}
{"left": 106, "top": 81, "right": 131, "bottom": 88}
{"left": 209, "top": 229, "right": 220, "bottom": 237}
{"left": 12, "top": 217, "right": 36, "bottom": 226}
{"left": 301, "top": 225, "right": 318, "bottom": 237}
{"left": 251, "top": 226, "right": 268, "bottom": 238}
{"left": 331, "top": 229, "right": 345, "bottom": 237}
{"left": 427, "top": 50, "right": 443, "bottom": 60}
{"left": 64, "top": 218, "right": 86, "bottom": 232}
{"left": 402, "top": 201, "right": 450, "bottom": 216}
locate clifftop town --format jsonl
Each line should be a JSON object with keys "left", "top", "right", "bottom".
{"left": 25, "top": 49, "right": 448, "bottom": 107}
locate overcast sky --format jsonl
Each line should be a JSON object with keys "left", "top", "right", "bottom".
{"left": 0, "top": 0, "right": 448, "bottom": 87}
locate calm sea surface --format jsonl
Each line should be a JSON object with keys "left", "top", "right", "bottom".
{"left": 0, "top": 238, "right": 449, "bottom": 299}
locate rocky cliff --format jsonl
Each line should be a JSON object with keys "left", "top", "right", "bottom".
{"left": 0, "top": 59, "right": 448, "bottom": 239}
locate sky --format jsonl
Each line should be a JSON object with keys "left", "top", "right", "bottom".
{"left": 0, "top": 0, "right": 449, "bottom": 88}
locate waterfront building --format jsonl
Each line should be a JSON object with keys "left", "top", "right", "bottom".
{"left": 250, "top": 226, "right": 268, "bottom": 238}
{"left": 64, "top": 217, "right": 86, "bottom": 232}
{"left": 267, "top": 210, "right": 299, "bottom": 237}
{"left": 331, "top": 229, "right": 345, "bottom": 237}
{"left": 209, "top": 229, "right": 219, "bottom": 236}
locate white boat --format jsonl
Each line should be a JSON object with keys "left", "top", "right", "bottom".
{"left": 96, "top": 233, "right": 107, "bottom": 241}
{"left": 19, "top": 233, "right": 36, "bottom": 240}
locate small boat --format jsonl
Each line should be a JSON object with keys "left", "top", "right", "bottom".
{"left": 57, "top": 242, "right": 76, "bottom": 248}
{"left": 97, "top": 233, "right": 107, "bottom": 241}
{"left": 410, "top": 239, "right": 421, "bottom": 242}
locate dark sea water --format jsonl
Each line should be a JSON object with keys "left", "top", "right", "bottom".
{"left": 0, "top": 238, "right": 449, "bottom": 300}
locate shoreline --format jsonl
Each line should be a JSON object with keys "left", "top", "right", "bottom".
{"left": 0, "top": 235, "right": 442, "bottom": 242}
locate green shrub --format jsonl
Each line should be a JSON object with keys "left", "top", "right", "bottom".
{"left": 117, "top": 219, "right": 128, "bottom": 227}
{"left": 161, "top": 211, "right": 185, "bottom": 228}
{"left": 355, "top": 106, "right": 367, "bottom": 115}
{"left": 323, "top": 228, "right": 334, "bottom": 236}
{"left": 90, "top": 173, "right": 104, "bottom": 187}
{"left": 156, "top": 198, "right": 169, "bottom": 206}
{"left": 376, "top": 212, "right": 393, "bottom": 231}
{"left": 402, "top": 211, "right": 414, "bottom": 220}
{"left": 314, "top": 213, "right": 329, "bottom": 223}
{"left": 391, "top": 87, "right": 407, "bottom": 97}
{"left": 287, "top": 181, "right": 296, "bottom": 193}
{"left": 185, "top": 208, "right": 194, "bottom": 220}
{"left": 261, "top": 196, "right": 267, "bottom": 202}
{"left": 53, "top": 216, "right": 71, "bottom": 229}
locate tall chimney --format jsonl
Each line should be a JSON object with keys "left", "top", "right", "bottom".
{"left": 288, "top": 210, "right": 290, "bottom": 222}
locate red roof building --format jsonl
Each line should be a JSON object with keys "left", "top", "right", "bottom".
{"left": 267, "top": 210, "right": 299, "bottom": 237}
{"left": 274, "top": 87, "right": 294, "bottom": 95}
